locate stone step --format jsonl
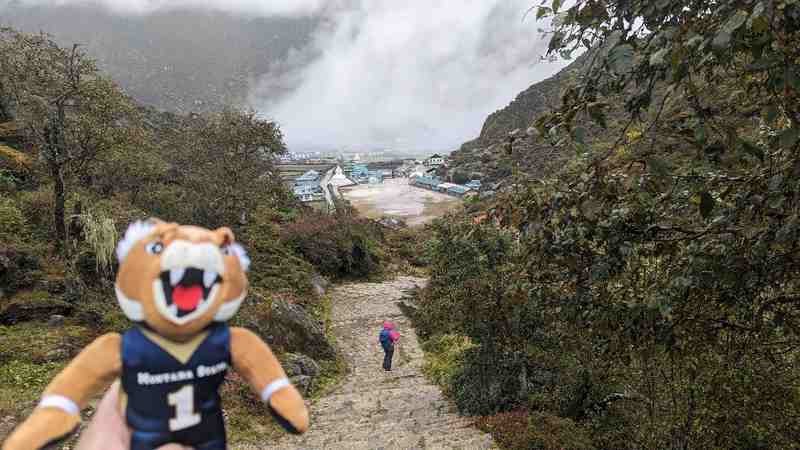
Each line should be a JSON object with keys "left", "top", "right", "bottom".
{"left": 246, "top": 277, "right": 495, "bottom": 450}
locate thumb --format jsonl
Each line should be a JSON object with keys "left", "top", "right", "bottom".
{"left": 157, "top": 445, "right": 194, "bottom": 450}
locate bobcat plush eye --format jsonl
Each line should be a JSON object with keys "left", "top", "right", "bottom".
{"left": 222, "top": 243, "right": 250, "bottom": 272}
{"left": 146, "top": 241, "right": 164, "bottom": 255}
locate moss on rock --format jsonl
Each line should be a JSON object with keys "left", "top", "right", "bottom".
{"left": 0, "top": 290, "right": 74, "bottom": 325}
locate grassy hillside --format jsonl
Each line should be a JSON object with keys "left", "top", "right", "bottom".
{"left": 0, "top": 26, "right": 389, "bottom": 446}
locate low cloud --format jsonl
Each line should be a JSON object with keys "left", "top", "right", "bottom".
{"left": 5, "top": 0, "right": 567, "bottom": 152}
{"left": 252, "top": 0, "right": 567, "bottom": 152}
{"left": 1, "top": 0, "right": 327, "bottom": 16}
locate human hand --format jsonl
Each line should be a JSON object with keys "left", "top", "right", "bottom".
{"left": 75, "top": 381, "right": 191, "bottom": 450}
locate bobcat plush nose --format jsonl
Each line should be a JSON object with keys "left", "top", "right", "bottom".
{"left": 161, "top": 241, "right": 225, "bottom": 275}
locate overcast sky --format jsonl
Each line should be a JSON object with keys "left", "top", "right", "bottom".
{"left": 4, "top": 0, "right": 568, "bottom": 152}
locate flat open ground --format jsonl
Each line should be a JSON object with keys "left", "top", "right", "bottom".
{"left": 340, "top": 178, "right": 462, "bottom": 226}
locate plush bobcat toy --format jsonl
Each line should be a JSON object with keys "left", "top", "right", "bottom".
{"left": 3, "top": 220, "right": 309, "bottom": 450}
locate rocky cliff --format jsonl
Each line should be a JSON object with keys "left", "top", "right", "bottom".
{"left": 449, "top": 53, "right": 590, "bottom": 184}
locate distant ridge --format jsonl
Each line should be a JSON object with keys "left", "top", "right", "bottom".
{"left": 0, "top": 4, "right": 315, "bottom": 113}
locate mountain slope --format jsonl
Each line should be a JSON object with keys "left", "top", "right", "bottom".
{"left": 0, "top": 4, "right": 315, "bottom": 113}
{"left": 449, "top": 54, "right": 589, "bottom": 183}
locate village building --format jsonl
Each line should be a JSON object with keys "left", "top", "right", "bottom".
{"left": 424, "top": 154, "right": 445, "bottom": 167}
{"left": 292, "top": 170, "right": 324, "bottom": 203}
{"left": 411, "top": 175, "right": 442, "bottom": 190}
{"left": 436, "top": 182, "right": 459, "bottom": 193}
{"left": 465, "top": 180, "right": 482, "bottom": 190}
{"left": 447, "top": 185, "right": 473, "bottom": 198}
{"left": 295, "top": 170, "right": 321, "bottom": 187}
{"left": 293, "top": 184, "right": 324, "bottom": 203}
{"left": 328, "top": 165, "right": 356, "bottom": 188}
{"left": 349, "top": 164, "right": 370, "bottom": 180}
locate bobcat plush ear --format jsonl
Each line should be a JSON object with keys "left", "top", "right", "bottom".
{"left": 116, "top": 218, "right": 163, "bottom": 263}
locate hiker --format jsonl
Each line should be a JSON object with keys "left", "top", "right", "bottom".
{"left": 379, "top": 321, "right": 400, "bottom": 371}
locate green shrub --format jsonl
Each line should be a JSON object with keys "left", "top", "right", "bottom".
{"left": 385, "top": 227, "right": 429, "bottom": 267}
{"left": 281, "top": 213, "right": 383, "bottom": 279}
{"left": 421, "top": 334, "right": 475, "bottom": 390}
{"left": 0, "top": 244, "right": 42, "bottom": 294}
{"left": 474, "top": 410, "right": 532, "bottom": 450}
{"left": 450, "top": 346, "right": 531, "bottom": 416}
{"left": 238, "top": 212, "right": 316, "bottom": 295}
{"left": 527, "top": 412, "right": 595, "bottom": 450}
{"left": 0, "top": 197, "right": 27, "bottom": 241}
{"left": 16, "top": 187, "right": 53, "bottom": 239}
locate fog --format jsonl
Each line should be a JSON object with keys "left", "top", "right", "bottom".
{"left": 4, "top": 0, "right": 567, "bottom": 152}
{"left": 2, "top": 0, "right": 327, "bottom": 16}
{"left": 253, "top": 0, "right": 567, "bottom": 152}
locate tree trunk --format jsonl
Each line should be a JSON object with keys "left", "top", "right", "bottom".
{"left": 0, "top": 82, "right": 11, "bottom": 122}
{"left": 51, "top": 161, "right": 66, "bottom": 250}
{"left": 0, "top": 98, "right": 10, "bottom": 122}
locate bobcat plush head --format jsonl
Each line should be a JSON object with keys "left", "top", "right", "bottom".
{"left": 115, "top": 219, "right": 250, "bottom": 342}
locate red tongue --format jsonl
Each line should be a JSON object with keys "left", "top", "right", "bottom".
{"left": 173, "top": 285, "right": 203, "bottom": 311}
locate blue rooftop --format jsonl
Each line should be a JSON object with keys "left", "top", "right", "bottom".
{"left": 296, "top": 170, "right": 320, "bottom": 182}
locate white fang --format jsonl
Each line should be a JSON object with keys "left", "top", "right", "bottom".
{"left": 203, "top": 271, "right": 218, "bottom": 288}
{"left": 170, "top": 268, "right": 186, "bottom": 286}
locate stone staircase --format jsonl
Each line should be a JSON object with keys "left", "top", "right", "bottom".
{"left": 239, "top": 276, "right": 494, "bottom": 450}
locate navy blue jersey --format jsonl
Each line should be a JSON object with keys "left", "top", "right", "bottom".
{"left": 121, "top": 324, "right": 231, "bottom": 450}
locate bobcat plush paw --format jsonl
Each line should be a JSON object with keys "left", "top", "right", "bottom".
{"left": 267, "top": 384, "right": 309, "bottom": 434}
{"left": 3, "top": 406, "right": 80, "bottom": 450}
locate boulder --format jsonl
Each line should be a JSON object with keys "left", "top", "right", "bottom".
{"left": 290, "top": 375, "right": 313, "bottom": 396}
{"left": 235, "top": 294, "right": 336, "bottom": 360}
{"left": 47, "top": 314, "right": 66, "bottom": 327}
{"left": 268, "top": 298, "right": 336, "bottom": 360}
{"left": 281, "top": 352, "right": 321, "bottom": 378}
{"left": 39, "top": 279, "right": 66, "bottom": 295}
{"left": 0, "top": 294, "right": 74, "bottom": 325}
{"left": 310, "top": 274, "right": 329, "bottom": 298}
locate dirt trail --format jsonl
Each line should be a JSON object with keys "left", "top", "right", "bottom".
{"left": 253, "top": 276, "right": 494, "bottom": 450}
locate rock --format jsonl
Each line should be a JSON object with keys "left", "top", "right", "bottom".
{"left": 376, "top": 217, "right": 406, "bottom": 230}
{"left": 311, "top": 274, "right": 329, "bottom": 298}
{"left": 47, "top": 314, "right": 66, "bottom": 327}
{"left": 282, "top": 353, "right": 321, "bottom": 378}
{"left": 290, "top": 375, "right": 313, "bottom": 396}
{"left": 526, "top": 126, "right": 538, "bottom": 137}
{"left": 269, "top": 298, "right": 336, "bottom": 360}
{"left": 36, "top": 278, "right": 66, "bottom": 295}
{"left": 0, "top": 295, "right": 74, "bottom": 325}
{"left": 235, "top": 294, "right": 336, "bottom": 360}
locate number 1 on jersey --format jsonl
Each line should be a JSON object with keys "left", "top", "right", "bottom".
{"left": 168, "top": 385, "right": 201, "bottom": 431}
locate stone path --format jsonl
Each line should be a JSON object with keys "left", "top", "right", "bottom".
{"left": 254, "top": 276, "right": 494, "bottom": 450}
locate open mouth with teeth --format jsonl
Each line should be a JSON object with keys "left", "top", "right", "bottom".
{"left": 154, "top": 267, "right": 222, "bottom": 324}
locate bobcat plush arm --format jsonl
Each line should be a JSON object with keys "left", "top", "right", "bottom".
{"left": 230, "top": 327, "right": 309, "bottom": 434}
{"left": 2, "top": 333, "right": 122, "bottom": 450}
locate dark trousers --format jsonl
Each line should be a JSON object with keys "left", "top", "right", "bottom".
{"left": 383, "top": 343, "right": 394, "bottom": 370}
